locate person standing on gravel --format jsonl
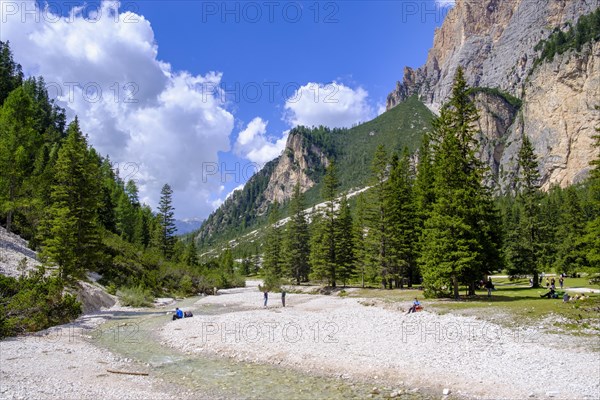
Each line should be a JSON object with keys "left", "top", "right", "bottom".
{"left": 263, "top": 291, "right": 268, "bottom": 308}
{"left": 485, "top": 278, "right": 494, "bottom": 297}
{"left": 281, "top": 289, "right": 286, "bottom": 307}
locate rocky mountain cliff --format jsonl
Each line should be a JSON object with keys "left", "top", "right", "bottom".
{"left": 196, "top": 97, "right": 434, "bottom": 248}
{"left": 387, "top": 0, "right": 600, "bottom": 191}
{"left": 261, "top": 131, "right": 330, "bottom": 206}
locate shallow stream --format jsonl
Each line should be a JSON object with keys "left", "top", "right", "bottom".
{"left": 95, "top": 297, "right": 432, "bottom": 399}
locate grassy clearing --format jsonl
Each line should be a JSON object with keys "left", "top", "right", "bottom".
{"left": 341, "top": 278, "right": 600, "bottom": 335}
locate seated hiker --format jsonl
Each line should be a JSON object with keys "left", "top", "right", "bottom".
{"left": 407, "top": 298, "right": 421, "bottom": 314}
{"left": 172, "top": 307, "right": 184, "bottom": 320}
{"left": 540, "top": 287, "right": 556, "bottom": 299}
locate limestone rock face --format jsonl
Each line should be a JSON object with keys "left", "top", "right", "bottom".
{"left": 472, "top": 91, "right": 520, "bottom": 185}
{"left": 499, "top": 41, "right": 600, "bottom": 190}
{"left": 262, "top": 131, "right": 329, "bottom": 206}
{"left": 387, "top": 0, "right": 600, "bottom": 191}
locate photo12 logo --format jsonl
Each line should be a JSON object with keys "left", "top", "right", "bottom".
{"left": 201, "top": 1, "right": 340, "bottom": 24}
{"left": 201, "top": 81, "right": 340, "bottom": 104}
{"left": 30, "top": 323, "right": 140, "bottom": 344}
{"left": 0, "top": 1, "right": 140, "bottom": 24}
{"left": 200, "top": 321, "right": 339, "bottom": 344}
{"left": 45, "top": 82, "right": 139, "bottom": 104}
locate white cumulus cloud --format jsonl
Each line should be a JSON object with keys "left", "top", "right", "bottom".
{"left": 284, "top": 82, "right": 374, "bottom": 129}
{"left": 435, "top": 0, "right": 456, "bottom": 8}
{"left": 1, "top": 1, "right": 234, "bottom": 218}
{"left": 234, "top": 117, "right": 288, "bottom": 165}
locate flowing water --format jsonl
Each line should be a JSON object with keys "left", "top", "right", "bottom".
{"left": 95, "top": 297, "right": 432, "bottom": 399}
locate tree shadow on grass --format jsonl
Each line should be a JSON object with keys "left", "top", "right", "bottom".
{"left": 455, "top": 287, "right": 565, "bottom": 303}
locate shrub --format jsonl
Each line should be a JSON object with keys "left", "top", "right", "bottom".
{"left": 0, "top": 272, "right": 82, "bottom": 339}
{"left": 117, "top": 285, "right": 154, "bottom": 307}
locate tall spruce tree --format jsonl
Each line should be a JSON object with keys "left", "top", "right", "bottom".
{"left": 310, "top": 162, "right": 340, "bottom": 287}
{"left": 352, "top": 193, "right": 369, "bottom": 288}
{"left": 336, "top": 194, "right": 355, "bottom": 287}
{"left": 580, "top": 107, "right": 600, "bottom": 272}
{"left": 283, "top": 182, "right": 310, "bottom": 284}
{"left": 157, "top": 183, "right": 176, "bottom": 258}
{"left": 0, "top": 87, "right": 39, "bottom": 232}
{"left": 367, "top": 145, "right": 392, "bottom": 288}
{"left": 0, "top": 41, "right": 24, "bottom": 106}
{"left": 262, "top": 203, "right": 282, "bottom": 289}
{"left": 509, "top": 133, "right": 544, "bottom": 287}
{"left": 387, "top": 148, "right": 418, "bottom": 287}
{"left": 419, "top": 67, "right": 499, "bottom": 298}
{"left": 39, "top": 118, "right": 101, "bottom": 279}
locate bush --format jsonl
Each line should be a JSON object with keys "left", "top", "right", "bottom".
{"left": 117, "top": 285, "right": 154, "bottom": 307}
{"left": 0, "top": 271, "right": 82, "bottom": 339}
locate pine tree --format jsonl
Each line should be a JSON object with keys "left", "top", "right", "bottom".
{"left": 39, "top": 118, "right": 101, "bottom": 279}
{"left": 309, "top": 209, "right": 329, "bottom": 283}
{"left": 555, "top": 187, "right": 587, "bottom": 273}
{"left": 352, "top": 194, "right": 369, "bottom": 288}
{"left": 221, "top": 247, "right": 235, "bottom": 275}
{"left": 387, "top": 148, "right": 418, "bottom": 287}
{"left": 183, "top": 239, "right": 199, "bottom": 268}
{"left": 0, "top": 41, "right": 24, "bottom": 106}
{"left": 157, "top": 183, "right": 176, "bottom": 258}
{"left": 509, "top": 133, "right": 544, "bottom": 287}
{"left": 314, "top": 162, "right": 340, "bottom": 287}
{"left": 419, "top": 67, "right": 499, "bottom": 298}
{"left": 336, "top": 194, "right": 354, "bottom": 287}
{"left": 283, "top": 183, "right": 310, "bottom": 284}
{"left": 0, "top": 87, "right": 39, "bottom": 232}
{"left": 367, "top": 145, "right": 391, "bottom": 288}
{"left": 580, "top": 107, "right": 600, "bottom": 272}
{"left": 262, "top": 203, "right": 282, "bottom": 289}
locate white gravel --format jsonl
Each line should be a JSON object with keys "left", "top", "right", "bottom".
{"left": 161, "top": 284, "right": 600, "bottom": 400}
{"left": 0, "top": 310, "right": 181, "bottom": 400}
{"left": 0, "top": 227, "right": 41, "bottom": 278}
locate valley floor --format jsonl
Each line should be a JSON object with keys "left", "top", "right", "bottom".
{"left": 0, "top": 310, "right": 183, "bottom": 400}
{"left": 2, "top": 282, "right": 599, "bottom": 400}
{"left": 162, "top": 281, "right": 600, "bottom": 400}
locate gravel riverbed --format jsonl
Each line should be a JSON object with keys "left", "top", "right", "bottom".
{"left": 161, "top": 283, "right": 600, "bottom": 400}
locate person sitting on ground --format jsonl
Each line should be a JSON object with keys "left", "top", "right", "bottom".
{"left": 407, "top": 298, "right": 421, "bottom": 314}
{"left": 563, "top": 293, "right": 570, "bottom": 302}
{"left": 172, "top": 307, "right": 184, "bottom": 320}
{"left": 540, "top": 287, "right": 556, "bottom": 299}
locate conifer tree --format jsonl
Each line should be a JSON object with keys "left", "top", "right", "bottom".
{"left": 0, "top": 87, "right": 39, "bottom": 232}
{"left": 283, "top": 182, "right": 310, "bottom": 284}
{"left": 508, "top": 133, "right": 544, "bottom": 286}
{"left": 387, "top": 148, "right": 418, "bottom": 287}
{"left": 367, "top": 145, "right": 391, "bottom": 288}
{"left": 352, "top": 194, "right": 369, "bottom": 288}
{"left": 183, "top": 239, "right": 199, "bottom": 268}
{"left": 0, "top": 41, "right": 24, "bottom": 106}
{"left": 580, "top": 107, "right": 600, "bottom": 272}
{"left": 262, "top": 203, "right": 282, "bottom": 289}
{"left": 336, "top": 194, "right": 354, "bottom": 287}
{"left": 315, "top": 162, "right": 340, "bottom": 286}
{"left": 157, "top": 183, "right": 176, "bottom": 258}
{"left": 419, "top": 67, "right": 499, "bottom": 298}
{"left": 309, "top": 209, "right": 329, "bottom": 283}
{"left": 39, "top": 118, "right": 101, "bottom": 279}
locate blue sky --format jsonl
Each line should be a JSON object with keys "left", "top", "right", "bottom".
{"left": 1, "top": 0, "right": 453, "bottom": 219}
